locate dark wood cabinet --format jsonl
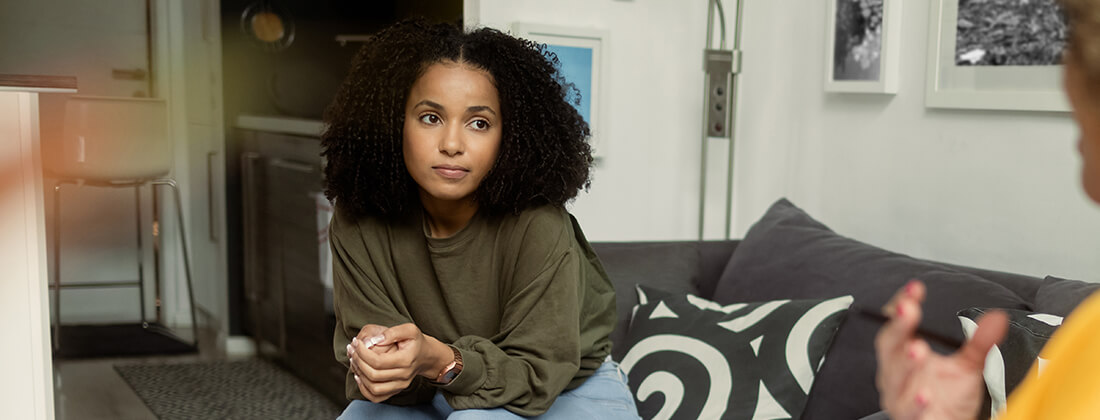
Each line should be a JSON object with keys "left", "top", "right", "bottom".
{"left": 240, "top": 128, "right": 346, "bottom": 405}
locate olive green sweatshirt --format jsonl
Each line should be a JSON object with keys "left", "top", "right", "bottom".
{"left": 330, "top": 204, "right": 617, "bottom": 416}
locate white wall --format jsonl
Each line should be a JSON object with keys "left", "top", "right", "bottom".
{"left": 471, "top": 0, "right": 1100, "bottom": 282}
{"left": 732, "top": 0, "right": 1100, "bottom": 282}
{"left": 159, "top": 0, "right": 229, "bottom": 336}
{"left": 470, "top": 0, "right": 733, "bottom": 241}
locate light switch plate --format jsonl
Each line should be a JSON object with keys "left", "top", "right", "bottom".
{"left": 704, "top": 49, "right": 733, "bottom": 137}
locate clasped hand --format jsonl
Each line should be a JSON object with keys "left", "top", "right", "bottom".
{"left": 346, "top": 323, "right": 446, "bottom": 403}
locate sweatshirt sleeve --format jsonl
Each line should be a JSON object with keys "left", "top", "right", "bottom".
{"left": 329, "top": 208, "right": 435, "bottom": 405}
{"left": 437, "top": 212, "right": 585, "bottom": 416}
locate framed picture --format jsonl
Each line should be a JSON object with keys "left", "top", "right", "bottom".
{"left": 513, "top": 23, "right": 608, "bottom": 157}
{"left": 925, "top": 0, "right": 1069, "bottom": 111}
{"left": 825, "top": 0, "right": 901, "bottom": 93}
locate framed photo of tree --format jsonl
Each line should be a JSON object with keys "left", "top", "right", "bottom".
{"left": 825, "top": 0, "right": 902, "bottom": 93}
{"left": 925, "top": 0, "right": 1070, "bottom": 111}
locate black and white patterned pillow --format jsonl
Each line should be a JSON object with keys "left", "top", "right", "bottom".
{"left": 957, "top": 308, "right": 1062, "bottom": 419}
{"left": 620, "top": 285, "right": 853, "bottom": 420}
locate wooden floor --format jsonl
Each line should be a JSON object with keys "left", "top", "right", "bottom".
{"left": 52, "top": 327, "right": 231, "bottom": 420}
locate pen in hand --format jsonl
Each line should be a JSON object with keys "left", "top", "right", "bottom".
{"left": 853, "top": 305, "right": 964, "bottom": 349}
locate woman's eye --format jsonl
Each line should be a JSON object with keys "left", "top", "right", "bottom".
{"left": 419, "top": 114, "right": 441, "bottom": 124}
{"left": 470, "top": 119, "right": 490, "bottom": 130}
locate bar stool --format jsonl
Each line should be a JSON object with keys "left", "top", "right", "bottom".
{"left": 45, "top": 95, "right": 197, "bottom": 354}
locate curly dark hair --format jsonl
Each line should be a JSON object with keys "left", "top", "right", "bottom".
{"left": 321, "top": 19, "right": 593, "bottom": 219}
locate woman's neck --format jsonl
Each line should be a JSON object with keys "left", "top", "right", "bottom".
{"left": 420, "top": 195, "right": 479, "bottom": 238}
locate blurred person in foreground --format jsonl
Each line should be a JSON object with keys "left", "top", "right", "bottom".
{"left": 874, "top": 0, "right": 1100, "bottom": 418}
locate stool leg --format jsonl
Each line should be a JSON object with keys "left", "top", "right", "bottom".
{"left": 51, "top": 182, "right": 62, "bottom": 352}
{"left": 152, "top": 184, "right": 162, "bottom": 325}
{"left": 135, "top": 185, "right": 147, "bottom": 326}
{"left": 157, "top": 179, "right": 200, "bottom": 347}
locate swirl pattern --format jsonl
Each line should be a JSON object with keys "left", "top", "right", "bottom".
{"left": 617, "top": 286, "right": 852, "bottom": 420}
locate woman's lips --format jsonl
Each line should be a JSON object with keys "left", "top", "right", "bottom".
{"left": 433, "top": 166, "right": 469, "bottom": 179}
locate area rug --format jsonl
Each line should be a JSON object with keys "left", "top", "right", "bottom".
{"left": 55, "top": 323, "right": 195, "bottom": 359}
{"left": 115, "top": 359, "right": 343, "bottom": 419}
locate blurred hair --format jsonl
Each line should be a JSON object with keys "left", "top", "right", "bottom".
{"left": 1062, "top": 0, "right": 1100, "bottom": 98}
{"left": 320, "top": 19, "right": 593, "bottom": 219}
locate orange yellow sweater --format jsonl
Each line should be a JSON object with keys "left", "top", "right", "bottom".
{"left": 999, "top": 290, "right": 1100, "bottom": 419}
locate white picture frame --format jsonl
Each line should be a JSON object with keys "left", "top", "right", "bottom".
{"left": 513, "top": 23, "right": 608, "bottom": 158}
{"left": 824, "top": 0, "right": 901, "bottom": 94}
{"left": 925, "top": 0, "right": 1069, "bottom": 111}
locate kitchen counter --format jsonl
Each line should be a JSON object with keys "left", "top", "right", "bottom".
{"left": 236, "top": 114, "right": 324, "bottom": 138}
{"left": 1, "top": 73, "right": 77, "bottom": 420}
{"left": 0, "top": 74, "right": 77, "bottom": 93}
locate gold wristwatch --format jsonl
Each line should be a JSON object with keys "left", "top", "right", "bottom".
{"left": 433, "top": 345, "right": 463, "bottom": 385}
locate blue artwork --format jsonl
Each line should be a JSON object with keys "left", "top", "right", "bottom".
{"left": 545, "top": 44, "right": 593, "bottom": 125}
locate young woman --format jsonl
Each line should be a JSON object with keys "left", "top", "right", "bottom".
{"left": 320, "top": 19, "right": 638, "bottom": 419}
{"left": 875, "top": 0, "right": 1100, "bottom": 418}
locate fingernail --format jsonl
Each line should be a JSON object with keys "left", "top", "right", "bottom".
{"left": 367, "top": 335, "right": 385, "bottom": 348}
{"left": 346, "top": 344, "right": 352, "bottom": 353}
{"left": 352, "top": 337, "right": 358, "bottom": 346}
{"left": 908, "top": 346, "right": 918, "bottom": 360}
{"left": 354, "top": 374, "right": 361, "bottom": 383}
{"left": 915, "top": 392, "right": 929, "bottom": 407}
{"left": 896, "top": 303, "right": 905, "bottom": 317}
{"left": 905, "top": 281, "right": 918, "bottom": 297}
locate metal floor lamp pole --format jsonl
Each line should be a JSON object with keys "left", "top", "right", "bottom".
{"left": 698, "top": 0, "right": 745, "bottom": 240}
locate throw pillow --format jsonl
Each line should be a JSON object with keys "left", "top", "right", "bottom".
{"left": 958, "top": 308, "right": 1062, "bottom": 419}
{"left": 619, "top": 285, "right": 853, "bottom": 420}
{"left": 711, "top": 198, "right": 1032, "bottom": 419}
{"left": 1034, "top": 275, "right": 1100, "bottom": 317}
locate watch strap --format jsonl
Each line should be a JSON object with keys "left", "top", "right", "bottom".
{"left": 433, "top": 345, "right": 463, "bottom": 385}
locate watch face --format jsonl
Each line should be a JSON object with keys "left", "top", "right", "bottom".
{"left": 441, "top": 369, "right": 459, "bottom": 384}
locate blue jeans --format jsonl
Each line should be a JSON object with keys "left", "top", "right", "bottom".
{"left": 337, "top": 360, "right": 640, "bottom": 419}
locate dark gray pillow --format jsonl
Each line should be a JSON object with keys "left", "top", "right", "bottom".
{"left": 1034, "top": 275, "right": 1100, "bottom": 317}
{"left": 711, "top": 199, "right": 1031, "bottom": 419}
{"left": 593, "top": 242, "right": 702, "bottom": 357}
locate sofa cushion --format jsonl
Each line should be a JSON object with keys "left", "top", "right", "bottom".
{"left": 858, "top": 412, "right": 892, "bottom": 420}
{"left": 594, "top": 242, "right": 704, "bottom": 355}
{"left": 958, "top": 307, "right": 1063, "bottom": 418}
{"left": 937, "top": 261, "right": 1042, "bottom": 305}
{"left": 1034, "top": 275, "right": 1100, "bottom": 317}
{"left": 712, "top": 199, "right": 1031, "bottom": 419}
{"left": 619, "top": 285, "right": 852, "bottom": 420}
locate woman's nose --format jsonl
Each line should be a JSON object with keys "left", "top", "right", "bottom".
{"left": 438, "top": 126, "right": 464, "bottom": 156}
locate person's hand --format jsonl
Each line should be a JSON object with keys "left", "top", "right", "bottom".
{"left": 346, "top": 323, "right": 450, "bottom": 402}
{"left": 874, "top": 280, "right": 1009, "bottom": 420}
{"left": 346, "top": 324, "right": 398, "bottom": 402}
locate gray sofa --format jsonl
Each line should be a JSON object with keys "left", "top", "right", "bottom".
{"left": 592, "top": 198, "right": 1099, "bottom": 419}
